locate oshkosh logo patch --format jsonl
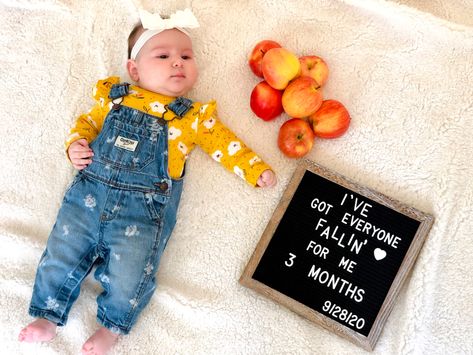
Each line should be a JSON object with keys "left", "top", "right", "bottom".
{"left": 114, "top": 136, "right": 138, "bottom": 152}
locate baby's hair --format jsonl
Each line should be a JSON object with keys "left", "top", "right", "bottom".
{"left": 127, "top": 22, "right": 145, "bottom": 59}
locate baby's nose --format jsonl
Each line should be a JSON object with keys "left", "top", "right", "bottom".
{"left": 173, "top": 60, "right": 184, "bottom": 68}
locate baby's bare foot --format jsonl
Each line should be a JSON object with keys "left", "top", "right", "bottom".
{"left": 18, "top": 318, "right": 57, "bottom": 342}
{"left": 81, "top": 327, "right": 119, "bottom": 355}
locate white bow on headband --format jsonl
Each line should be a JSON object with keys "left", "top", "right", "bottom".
{"left": 131, "top": 8, "right": 200, "bottom": 60}
{"left": 140, "top": 8, "right": 199, "bottom": 31}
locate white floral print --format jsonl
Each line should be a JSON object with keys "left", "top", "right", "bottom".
{"left": 111, "top": 205, "right": 121, "bottom": 213}
{"left": 249, "top": 156, "right": 261, "bottom": 166}
{"left": 125, "top": 225, "right": 140, "bottom": 237}
{"left": 228, "top": 141, "right": 242, "bottom": 156}
{"left": 200, "top": 104, "right": 208, "bottom": 114}
{"left": 86, "top": 115, "right": 98, "bottom": 129}
{"left": 212, "top": 150, "right": 223, "bottom": 162}
{"left": 45, "top": 297, "right": 59, "bottom": 311}
{"left": 62, "top": 225, "right": 70, "bottom": 236}
{"left": 191, "top": 117, "right": 198, "bottom": 132}
{"left": 106, "top": 136, "right": 115, "bottom": 144}
{"left": 129, "top": 298, "right": 138, "bottom": 308}
{"left": 67, "top": 131, "right": 80, "bottom": 140}
{"left": 84, "top": 194, "right": 96, "bottom": 210}
{"left": 168, "top": 126, "right": 182, "bottom": 140}
{"left": 234, "top": 166, "right": 245, "bottom": 180}
{"left": 203, "top": 117, "right": 216, "bottom": 129}
{"left": 112, "top": 97, "right": 123, "bottom": 105}
{"left": 178, "top": 142, "right": 188, "bottom": 155}
{"left": 112, "top": 253, "right": 121, "bottom": 261}
{"left": 150, "top": 101, "right": 166, "bottom": 114}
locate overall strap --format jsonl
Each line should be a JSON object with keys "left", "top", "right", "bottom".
{"left": 108, "top": 83, "right": 130, "bottom": 100}
{"left": 108, "top": 82, "right": 195, "bottom": 119}
{"left": 168, "top": 97, "right": 194, "bottom": 118}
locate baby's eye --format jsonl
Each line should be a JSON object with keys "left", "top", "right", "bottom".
{"left": 182, "top": 55, "right": 192, "bottom": 60}
{"left": 157, "top": 54, "right": 169, "bottom": 59}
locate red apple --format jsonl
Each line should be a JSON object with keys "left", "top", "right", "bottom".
{"left": 262, "top": 47, "right": 301, "bottom": 90}
{"left": 278, "top": 118, "right": 315, "bottom": 158}
{"left": 248, "top": 40, "right": 282, "bottom": 77}
{"left": 282, "top": 76, "right": 323, "bottom": 118}
{"left": 250, "top": 81, "right": 284, "bottom": 121}
{"left": 308, "top": 99, "right": 351, "bottom": 138}
{"left": 299, "top": 55, "right": 329, "bottom": 86}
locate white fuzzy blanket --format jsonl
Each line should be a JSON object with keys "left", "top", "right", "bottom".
{"left": 1, "top": 0, "right": 472, "bottom": 354}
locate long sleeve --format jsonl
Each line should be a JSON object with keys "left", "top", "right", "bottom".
{"left": 194, "top": 104, "right": 272, "bottom": 186}
{"left": 65, "top": 103, "right": 106, "bottom": 151}
{"left": 64, "top": 77, "right": 119, "bottom": 154}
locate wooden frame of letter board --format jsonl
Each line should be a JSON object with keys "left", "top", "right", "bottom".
{"left": 239, "top": 159, "right": 434, "bottom": 351}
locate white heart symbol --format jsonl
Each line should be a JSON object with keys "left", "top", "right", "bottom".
{"left": 374, "top": 248, "right": 387, "bottom": 261}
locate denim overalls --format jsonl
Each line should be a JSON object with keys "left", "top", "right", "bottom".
{"left": 29, "top": 83, "right": 186, "bottom": 335}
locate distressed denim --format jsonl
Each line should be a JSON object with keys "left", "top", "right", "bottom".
{"left": 28, "top": 84, "right": 184, "bottom": 334}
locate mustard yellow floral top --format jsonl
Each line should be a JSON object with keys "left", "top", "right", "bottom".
{"left": 65, "top": 77, "right": 271, "bottom": 186}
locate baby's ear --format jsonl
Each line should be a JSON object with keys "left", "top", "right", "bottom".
{"left": 126, "top": 59, "right": 139, "bottom": 81}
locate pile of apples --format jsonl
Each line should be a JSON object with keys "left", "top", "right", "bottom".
{"left": 248, "top": 40, "right": 351, "bottom": 158}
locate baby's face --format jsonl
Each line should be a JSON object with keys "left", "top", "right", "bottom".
{"left": 128, "top": 29, "right": 198, "bottom": 97}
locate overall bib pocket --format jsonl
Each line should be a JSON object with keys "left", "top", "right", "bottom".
{"left": 91, "top": 116, "right": 159, "bottom": 171}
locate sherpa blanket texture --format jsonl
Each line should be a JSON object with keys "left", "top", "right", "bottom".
{"left": 1, "top": 0, "right": 472, "bottom": 354}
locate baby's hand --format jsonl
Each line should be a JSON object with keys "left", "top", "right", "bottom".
{"left": 257, "top": 169, "right": 277, "bottom": 188}
{"left": 68, "top": 139, "right": 94, "bottom": 170}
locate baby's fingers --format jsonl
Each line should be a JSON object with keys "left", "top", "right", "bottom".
{"left": 72, "top": 150, "right": 94, "bottom": 159}
{"left": 71, "top": 158, "right": 92, "bottom": 170}
{"left": 72, "top": 163, "right": 89, "bottom": 170}
{"left": 70, "top": 152, "right": 93, "bottom": 170}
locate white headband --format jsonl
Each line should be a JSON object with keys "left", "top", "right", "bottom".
{"left": 130, "top": 8, "right": 199, "bottom": 60}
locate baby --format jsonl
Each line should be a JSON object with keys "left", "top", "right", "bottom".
{"left": 18, "top": 8, "right": 276, "bottom": 355}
